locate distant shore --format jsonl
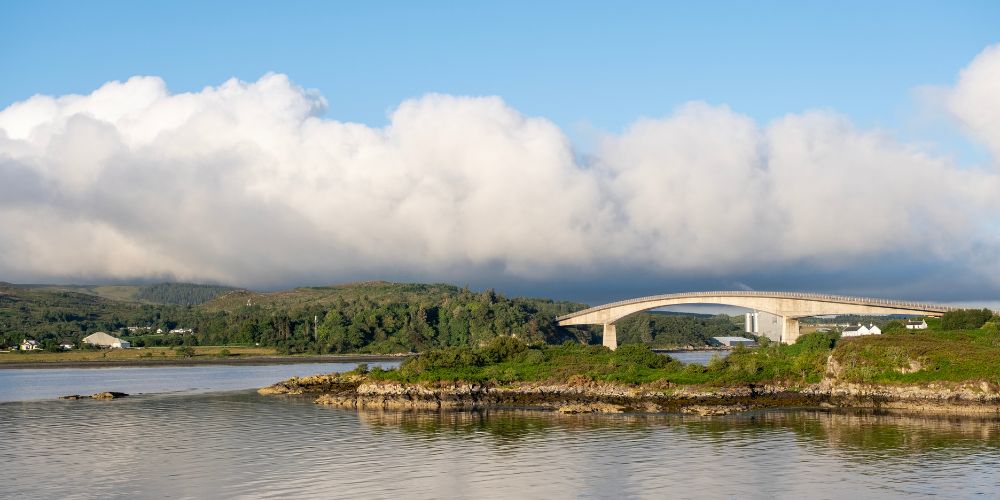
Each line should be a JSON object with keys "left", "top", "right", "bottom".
{"left": 0, "top": 353, "right": 410, "bottom": 370}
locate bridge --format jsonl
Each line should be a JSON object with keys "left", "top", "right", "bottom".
{"left": 556, "top": 291, "right": 956, "bottom": 349}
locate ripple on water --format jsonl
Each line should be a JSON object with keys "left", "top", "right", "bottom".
{"left": 4, "top": 393, "right": 1000, "bottom": 499}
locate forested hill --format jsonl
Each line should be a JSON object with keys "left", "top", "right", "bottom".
{"left": 0, "top": 281, "right": 742, "bottom": 353}
{"left": 0, "top": 282, "right": 592, "bottom": 352}
{"left": 135, "top": 283, "right": 239, "bottom": 305}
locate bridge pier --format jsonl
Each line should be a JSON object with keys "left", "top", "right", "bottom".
{"left": 781, "top": 317, "right": 801, "bottom": 344}
{"left": 603, "top": 323, "right": 617, "bottom": 350}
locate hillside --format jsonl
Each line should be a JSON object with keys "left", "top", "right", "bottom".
{"left": 135, "top": 283, "right": 240, "bottom": 305}
{"left": 0, "top": 282, "right": 593, "bottom": 352}
{"left": 202, "top": 282, "right": 478, "bottom": 312}
{"left": 0, "top": 281, "right": 755, "bottom": 354}
{"left": 0, "top": 283, "right": 158, "bottom": 345}
{"left": 15, "top": 282, "right": 239, "bottom": 305}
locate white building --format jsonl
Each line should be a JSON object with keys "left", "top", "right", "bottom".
{"left": 20, "top": 339, "right": 40, "bottom": 351}
{"left": 905, "top": 319, "right": 928, "bottom": 330}
{"left": 842, "top": 324, "right": 881, "bottom": 337}
{"left": 744, "top": 310, "right": 782, "bottom": 342}
{"left": 83, "top": 332, "right": 131, "bottom": 348}
{"left": 713, "top": 336, "right": 758, "bottom": 347}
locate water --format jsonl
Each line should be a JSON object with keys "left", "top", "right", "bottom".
{"left": 0, "top": 361, "right": 401, "bottom": 402}
{"left": 3, "top": 366, "right": 1000, "bottom": 499}
{"left": 663, "top": 350, "right": 731, "bottom": 365}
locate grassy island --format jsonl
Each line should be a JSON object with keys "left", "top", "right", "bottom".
{"left": 261, "top": 311, "right": 1000, "bottom": 415}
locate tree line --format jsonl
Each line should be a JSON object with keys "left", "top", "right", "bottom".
{"left": 0, "top": 282, "right": 751, "bottom": 352}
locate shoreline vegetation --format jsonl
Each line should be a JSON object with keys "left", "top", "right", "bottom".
{"left": 1, "top": 281, "right": 746, "bottom": 356}
{"left": 260, "top": 322, "right": 1000, "bottom": 416}
{"left": 0, "top": 346, "right": 410, "bottom": 369}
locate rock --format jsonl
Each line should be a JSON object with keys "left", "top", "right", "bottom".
{"left": 896, "top": 359, "right": 923, "bottom": 374}
{"left": 258, "top": 373, "right": 363, "bottom": 395}
{"left": 557, "top": 403, "right": 624, "bottom": 414}
{"left": 91, "top": 392, "right": 128, "bottom": 399}
{"left": 681, "top": 404, "right": 749, "bottom": 416}
{"left": 262, "top": 371, "right": 1000, "bottom": 416}
{"left": 59, "top": 395, "right": 82, "bottom": 400}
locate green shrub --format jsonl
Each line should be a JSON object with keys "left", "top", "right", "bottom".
{"left": 479, "top": 336, "right": 528, "bottom": 363}
{"left": 513, "top": 348, "right": 545, "bottom": 365}
{"left": 941, "top": 309, "right": 993, "bottom": 330}
{"left": 794, "top": 331, "right": 838, "bottom": 351}
{"left": 610, "top": 343, "right": 668, "bottom": 369}
{"left": 174, "top": 346, "right": 195, "bottom": 358}
{"left": 882, "top": 320, "right": 906, "bottom": 334}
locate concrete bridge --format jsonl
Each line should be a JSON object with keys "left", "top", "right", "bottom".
{"left": 556, "top": 291, "right": 956, "bottom": 349}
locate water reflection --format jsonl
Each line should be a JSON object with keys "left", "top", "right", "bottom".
{"left": 349, "top": 406, "right": 1000, "bottom": 456}
{"left": 4, "top": 392, "right": 1000, "bottom": 499}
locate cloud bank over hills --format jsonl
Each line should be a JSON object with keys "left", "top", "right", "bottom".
{"left": 1, "top": 45, "right": 998, "bottom": 299}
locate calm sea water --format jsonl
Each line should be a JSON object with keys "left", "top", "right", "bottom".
{"left": 3, "top": 365, "right": 1000, "bottom": 499}
{"left": 663, "top": 350, "right": 731, "bottom": 365}
{"left": 0, "top": 361, "right": 401, "bottom": 402}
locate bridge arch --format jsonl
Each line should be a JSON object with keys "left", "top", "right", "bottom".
{"left": 556, "top": 291, "right": 954, "bottom": 349}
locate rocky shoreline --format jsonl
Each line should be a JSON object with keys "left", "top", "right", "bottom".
{"left": 258, "top": 373, "right": 1000, "bottom": 416}
{"left": 59, "top": 391, "right": 129, "bottom": 400}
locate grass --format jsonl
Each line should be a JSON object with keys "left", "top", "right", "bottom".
{"left": 831, "top": 325, "right": 1000, "bottom": 384}
{"left": 362, "top": 323, "right": 1000, "bottom": 389}
{"left": 0, "top": 345, "right": 278, "bottom": 363}
{"left": 363, "top": 334, "right": 838, "bottom": 387}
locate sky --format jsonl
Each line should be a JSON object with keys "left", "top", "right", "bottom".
{"left": 1, "top": 1, "right": 999, "bottom": 305}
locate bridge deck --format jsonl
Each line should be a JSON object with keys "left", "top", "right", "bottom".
{"left": 557, "top": 290, "right": 956, "bottom": 322}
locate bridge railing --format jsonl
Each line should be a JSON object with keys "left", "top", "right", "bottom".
{"left": 556, "top": 290, "right": 959, "bottom": 321}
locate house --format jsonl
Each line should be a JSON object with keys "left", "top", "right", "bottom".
{"left": 906, "top": 319, "right": 928, "bottom": 330}
{"left": 82, "top": 332, "right": 131, "bottom": 349}
{"left": 841, "top": 324, "right": 881, "bottom": 337}
{"left": 20, "top": 339, "right": 40, "bottom": 351}
{"left": 841, "top": 325, "right": 866, "bottom": 337}
{"left": 169, "top": 328, "right": 194, "bottom": 334}
{"left": 713, "top": 336, "right": 758, "bottom": 347}
{"left": 58, "top": 341, "right": 75, "bottom": 350}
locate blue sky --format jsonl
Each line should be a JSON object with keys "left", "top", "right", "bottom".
{"left": 2, "top": 1, "right": 1000, "bottom": 304}
{"left": 3, "top": 1, "right": 998, "bottom": 134}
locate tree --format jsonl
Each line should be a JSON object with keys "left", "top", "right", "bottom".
{"left": 941, "top": 309, "right": 993, "bottom": 330}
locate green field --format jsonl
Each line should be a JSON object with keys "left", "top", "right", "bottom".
{"left": 0, "top": 345, "right": 278, "bottom": 363}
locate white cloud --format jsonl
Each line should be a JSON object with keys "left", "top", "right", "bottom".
{"left": 1, "top": 52, "right": 999, "bottom": 290}
{"left": 946, "top": 44, "right": 1000, "bottom": 160}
